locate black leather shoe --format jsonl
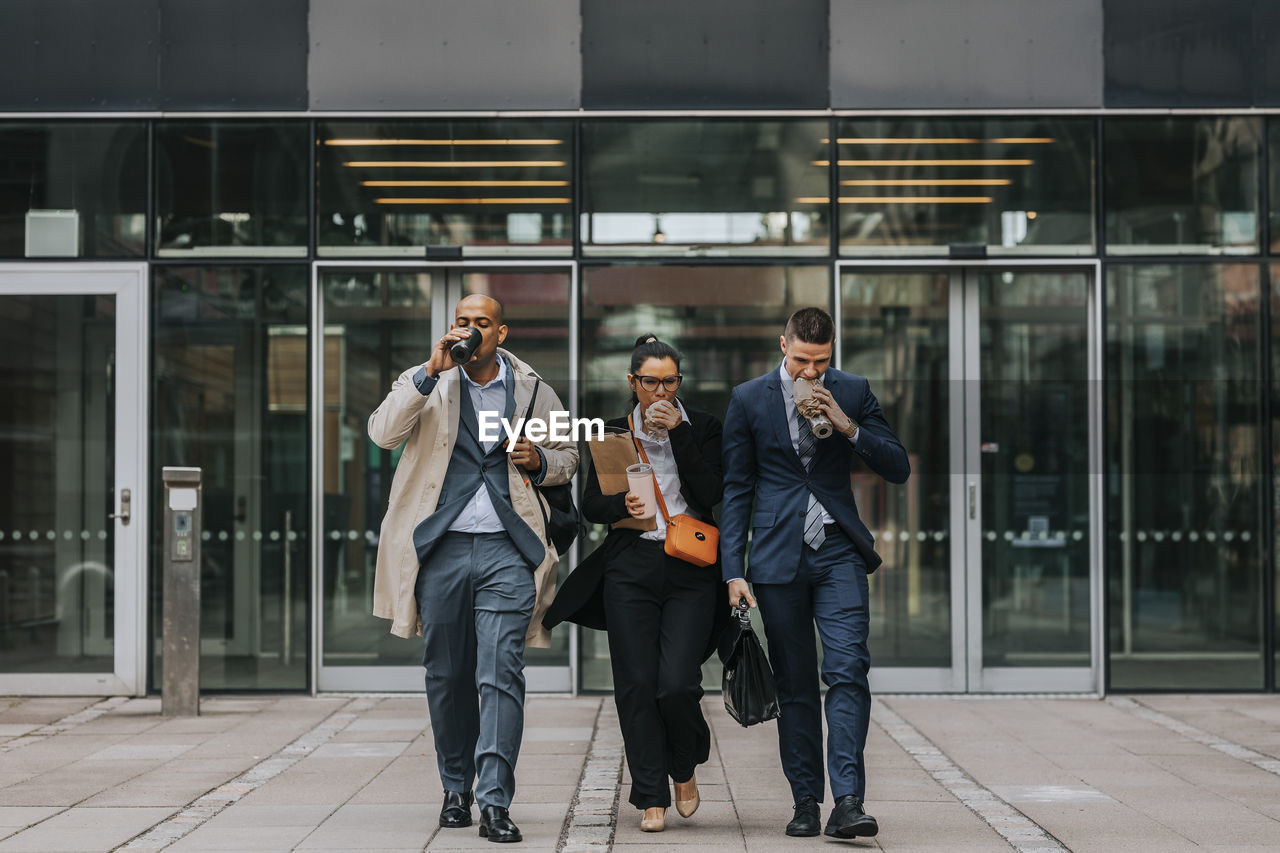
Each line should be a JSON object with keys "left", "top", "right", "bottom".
{"left": 478, "top": 805, "right": 522, "bottom": 843}
{"left": 824, "top": 794, "right": 879, "bottom": 839}
{"left": 785, "top": 795, "right": 821, "bottom": 837}
{"left": 439, "top": 790, "right": 473, "bottom": 828}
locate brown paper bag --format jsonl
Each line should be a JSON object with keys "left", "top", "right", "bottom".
{"left": 588, "top": 426, "right": 657, "bottom": 532}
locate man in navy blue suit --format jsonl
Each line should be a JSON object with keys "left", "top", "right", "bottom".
{"left": 721, "top": 307, "right": 909, "bottom": 840}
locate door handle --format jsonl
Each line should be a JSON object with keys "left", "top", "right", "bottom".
{"left": 109, "top": 488, "right": 132, "bottom": 525}
{"left": 968, "top": 482, "right": 976, "bottom": 520}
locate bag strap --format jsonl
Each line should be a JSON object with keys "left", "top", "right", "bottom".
{"left": 524, "top": 377, "right": 542, "bottom": 426}
{"left": 627, "top": 413, "right": 673, "bottom": 524}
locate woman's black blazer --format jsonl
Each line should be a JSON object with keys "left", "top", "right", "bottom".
{"left": 542, "top": 403, "right": 728, "bottom": 660}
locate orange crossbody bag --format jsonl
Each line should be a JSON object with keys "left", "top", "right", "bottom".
{"left": 628, "top": 414, "right": 719, "bottom": 568}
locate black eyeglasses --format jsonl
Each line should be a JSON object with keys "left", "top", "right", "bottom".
{"left": 634, "top": 374, "right": 683, "bottom": 392}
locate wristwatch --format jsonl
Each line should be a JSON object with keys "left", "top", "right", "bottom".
{"left": 843, "top": 420, "right": 860, "bottom": 438}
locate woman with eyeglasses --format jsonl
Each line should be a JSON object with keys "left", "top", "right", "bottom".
{"left": 544, "top": 334, "right": 726, "bottom": 833}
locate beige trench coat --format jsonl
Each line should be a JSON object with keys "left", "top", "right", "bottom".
{"left": 367, "top": 348, "right": 579, "bottom": 647}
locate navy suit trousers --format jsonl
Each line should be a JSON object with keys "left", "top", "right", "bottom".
{"left": 753, "top": 529, "right": 871, "bottom": 803}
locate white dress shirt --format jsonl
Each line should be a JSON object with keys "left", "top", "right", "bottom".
{"left": 632, "top": 399, "right": 692, "bottom": 542}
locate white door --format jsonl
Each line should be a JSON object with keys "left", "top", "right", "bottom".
{"left": 0, "top": 265, "right": 147, "bottom": 695}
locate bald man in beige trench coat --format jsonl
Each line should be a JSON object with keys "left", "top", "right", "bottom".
{"left": 368, "top": 295, "right": 578, "bottom": 841}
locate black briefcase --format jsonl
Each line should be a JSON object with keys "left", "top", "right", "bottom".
{"left": 721, "top": 603, "right": 781, "bottom": 727}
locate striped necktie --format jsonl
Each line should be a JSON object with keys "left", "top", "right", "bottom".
{"left": 794, "top": 403, "right": 826, "bottom": 550}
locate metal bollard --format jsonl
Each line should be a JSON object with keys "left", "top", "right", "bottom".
{"left": 162, "top": 467, "right": 202, "bottom": 717}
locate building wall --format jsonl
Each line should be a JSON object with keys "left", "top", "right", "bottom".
{"left": 2, "top": 1, "right": 1279, "bottom": 112}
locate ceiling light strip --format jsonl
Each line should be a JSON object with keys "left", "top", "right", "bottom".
{"left": 796, "top": 196, "right": 994, "bottom": 204}
{"left": 374, "top": 197, "right": 572, "bottom": 205}
{"left": 326, "top": 139, "right": 563, "bottom": 146}
{"left": 824, "top": 137, "right": 1055, "bottom": 144}
{"left": 361, "top": 180, "right": 569, "bottom": 187}
{"left": 841, "top": 179, "right": 1012, "bottom": 186}
{"left": 344, "top": 160, "right": 567, "bottom": 168}
{"left": 813, "top": 159, "right": 1033, "bottom": 167}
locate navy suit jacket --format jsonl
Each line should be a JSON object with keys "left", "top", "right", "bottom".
{"left": 719, "top": 366, "right": 909, "bottom": 584}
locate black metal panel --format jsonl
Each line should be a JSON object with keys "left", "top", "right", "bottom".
{"left": 1104, "top": 0, "right": 1258, "bottom": 107}
{"left": 581, "top": 0, "right": 829, "bottom": 109}
{"left": 1257, "top": 3, "right": 1280, "bottom": 105}
{"left": 0, "top": 0, "right": 160, "bottom": 110}
{"left": 159, "top": 0, "right": 308, "bottom": 109}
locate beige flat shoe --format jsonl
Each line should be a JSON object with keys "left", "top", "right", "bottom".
{"left": 640, "top": 807, "right": 666, "bottom": 832}
{"left": 674, "top": 773, "right": 700, "bottom": 818}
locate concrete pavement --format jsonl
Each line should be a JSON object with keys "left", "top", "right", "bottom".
{"left": 2, "top": 692, "right": 1279, "bottom": 851}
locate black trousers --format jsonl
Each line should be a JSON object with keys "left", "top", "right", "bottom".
{"left": 603, "top": 538, "right": 719, "bottom": 809}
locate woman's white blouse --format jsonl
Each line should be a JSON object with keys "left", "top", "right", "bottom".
{"left": 631, "top": 400, "right": 693, "bottom": 541}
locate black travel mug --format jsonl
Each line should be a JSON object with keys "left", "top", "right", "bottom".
{"left": 449, "top": 327, "right": 482, "bottom": 364}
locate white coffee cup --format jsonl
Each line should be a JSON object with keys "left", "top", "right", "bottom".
{"left": 626, "top": 463, "right": 657, "bottom": 519}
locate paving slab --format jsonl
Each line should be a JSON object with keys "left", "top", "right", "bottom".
{"left": 2, "top": 692, "right": 1280, "bottom": 851}
{"left": 0, "top": 806, "right": 175, "bottom": 852}
{"left": 885, "top": 695, "right": 1280, "bottom": 853}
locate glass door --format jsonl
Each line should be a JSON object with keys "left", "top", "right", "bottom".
{"left": 965, "top": 266, "right": 1099, "bottom": 691}
{"left": 314, "top": 261, "right": 576, "bottom": 693}
{"left": 840, "top": 262, "right": 1101, "bottom": 692}
{"left": 0, "top": 264, "right": 147, "bottom": 695}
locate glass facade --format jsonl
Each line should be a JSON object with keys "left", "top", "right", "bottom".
{"left": 581, "top": 120, "right": 829, "bottom": 256}
{"left": 150, "top": 265, "right": 310, "bottom": 690}
{"left": 155, "top": 122, "right": 309, "bottom": 257}
{"left": 840, "top": 271, "right": 951, "bottom": 668}
{"left": 1104, "top": 118, "right": 1262, "bottom": 255}
{"left": 1271, "top": 119, "right": 1280, "bottom": 254}
{"left": 318, "top": 120, "right": 573, "bottom": 256}
{"left": 319, "top": 269, "right": 434, "bottom": 669}
{"left": 978, "top": 270, "right": 1091, "bottom": 669}
{"left": 0, "top": 122, "right": 146, "bottom": 257}
{"left": 838, "top": 118, "right": 1095, "bottom": 256}
{"left": 3, "top": 115, "right": 1280, "bottom": 694}
{"left": 0, "top": 293, "right": 116, "bottom": 673}
{"left": 1106, "top": 263, "right": 1265, "bottom": 689}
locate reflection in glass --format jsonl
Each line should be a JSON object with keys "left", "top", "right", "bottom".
{"left": 1271, "top": 120, "right": 1280, "bottom": 253}
{"left": 0, "top": 295, "right": 115, "bottom": 672}
{"left": 0, "top": 122, "right": 146, "bottom": 258}
{"left": 581, "top": 120, "right": 829, "bottom": 256}
{"left": 837, "top": 119, "right": 1094, "bottom": 256}
{"left": 579, "top": 265, "right": 830, "bottom": 689}
{"left": 979, "top": 271, "right": 1091, "bottom": 667}
{"left": 1107, "top": 264, "right": 1264, "bottom": 689}
{"left": 840, "top": 271, "right": 950, "bottom": 666}
{"left": 1104, "top": 118, "right": 1261, "bottom": 255}
{"left": 322, "top": 270, "right": 432, "bottom": 668}
{"left": 1272, "top": 265, "right": 1280, "bottom": 686}
{"left": 318, "top": 121, "right": 573, "bottom": 256}
{"left": 155, "top": 122, "right": 309, "bottom": 256}
{"left": 151, "top": 266, "right": 310, "bottom": 690}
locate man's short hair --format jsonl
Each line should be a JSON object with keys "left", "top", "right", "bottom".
{"left": 784, "top": 307, "right": 835, "bottom": 345}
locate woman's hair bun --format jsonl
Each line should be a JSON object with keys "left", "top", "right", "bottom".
{"left": 634, "top": 333, "right": 660, "bottom": 347}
